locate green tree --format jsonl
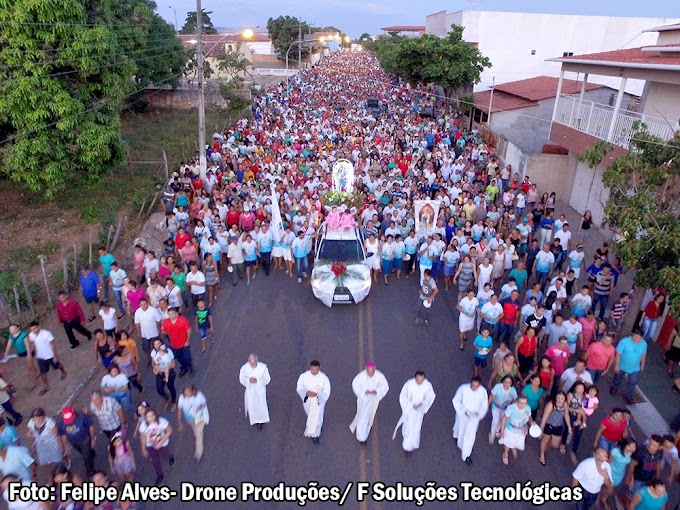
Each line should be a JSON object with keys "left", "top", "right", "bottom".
{"left": 179, "top": 9, "right": 217, "bottom": 34}
{"left": 358, "top": 33, "right": 372, "bottom": 42}
{"left": 215, "top": 79, "right": 250, "bottom": 127}
{"left": 266, "top": 15, "right": 311, "bottom": 60}
{"left": 183, "top": 48, "right": 214, "bottom": 87}
{"left": 216, "top": 49, "right": 252, "bottom": 81}
{"left": 0, "top": 0, "right": 184, "bottom": 195}
{"left": 385, "top": 26, "right": 491, "bottom": 100}
{"left": 581, "top": 126, "right": 680, "bottom": 317}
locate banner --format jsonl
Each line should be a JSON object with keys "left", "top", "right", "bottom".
{"left": 414, "top": 200, "right": 441, "bottom": 240}
{"left": 269, "top": 183, "right": 284, "bottom": 243}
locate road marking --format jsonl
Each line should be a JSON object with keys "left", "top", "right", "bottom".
{"left": 366, "top": 303, "right": 382, "bottom": 510}
{"left": 358, "top": 304, "right": 367, "bottom": 510}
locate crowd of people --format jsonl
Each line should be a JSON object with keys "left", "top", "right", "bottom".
{"left": 0, "top": 49, "right": 679, "bottom": 510}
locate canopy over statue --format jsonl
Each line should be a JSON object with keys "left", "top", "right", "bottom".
{"left": 332, "top": 159, "right": 355, "bottom": 194}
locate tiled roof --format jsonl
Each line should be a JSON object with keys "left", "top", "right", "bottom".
{"left": 472, "top": 90, "right": 538, "bottom": 113}
{"left": 554, "top": 45, "right": 680, "bottom": 66}
{"left": 178, "top": 33, "right": 270, "bottom": 43}
{"left": 494, "top": 76, "right": 605, "bottom": 102}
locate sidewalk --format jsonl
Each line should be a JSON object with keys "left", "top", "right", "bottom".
{"left": 556, "top": 200, "right": 674, "bottom": 436}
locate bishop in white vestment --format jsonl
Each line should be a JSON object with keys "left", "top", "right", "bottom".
{"left": 296, "top": 360, "right": 331, "bottom": 444}
{"left": 452, "top": 377, "right": 488, "bottom": 464}
{"left": 349, "top": 362, "right": 389, "bottom": 444}
{"left": 392, "top": 371, "right": 435, "bottom": 453}
{"left": 239, "top": 354, "right": 271, "bottom": 429}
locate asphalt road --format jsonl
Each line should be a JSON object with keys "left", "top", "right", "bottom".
{"left": 69, "top": 268, "right": 677, "bottom": 509}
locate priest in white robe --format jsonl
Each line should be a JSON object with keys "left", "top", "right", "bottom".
{"left": 392, "top": 371, "right": 435, "bottom": 454}
{"left": 349, "top": 362, "right": 389, "bottom": 445}
{"left": 296, "top": 360, "right": 331, "bottom": 445}
{"left": 239, "top": 353, "right": 271, "bottom": 430}
{"left": 452, "top": 376, "right": 488, "bottom": 465}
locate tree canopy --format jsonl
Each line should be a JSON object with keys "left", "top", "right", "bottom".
{"left": 266, "top": 15, "right": 312, "bottom": 60}
{"left": 179, "top": 9, "right": 217, "bottom": 35}
{"left": 0, "top": 0, "right": 186, "bottom": 196}
{"left": 365, "top": 26, "right": 491, "bottom": 99}
{"left": 215, "top": 50, "right": 252, "bottom": 82}
{"left": 582, "top": 126, "right": 680, "bottom": 316}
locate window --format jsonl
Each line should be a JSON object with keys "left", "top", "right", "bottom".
{"left": 562, "top": 52, "right": 574, "bottom": 57}
{"left": 531, "top": 50, "right": 536, "bottom": 55}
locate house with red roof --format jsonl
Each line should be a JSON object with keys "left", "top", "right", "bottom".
{"left": 545, "top": 23, "right": 680, "bottom": 227}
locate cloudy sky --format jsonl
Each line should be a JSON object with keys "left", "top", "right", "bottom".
{"left": 157, "top": 0, "right": 680, "bottom": 37}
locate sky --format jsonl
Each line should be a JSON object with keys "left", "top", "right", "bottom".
{"left": 156, "top": 0, "right": 680, "bottom": 37}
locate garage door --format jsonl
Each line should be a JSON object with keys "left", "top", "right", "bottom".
{"left": 568, "top": 162, "right": 610, "bottom": 228}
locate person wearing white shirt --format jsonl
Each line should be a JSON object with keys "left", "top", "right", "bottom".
{"left": 547, "top": 280, "right": 568, "bottom": 309}
{"left": 185, "top": 264, "right": 206, "bottom": 305}
{"left": 393, "top": 371, "right": 435, "bottom": 454}
{"left": 554, "top": 223, "right": 572, "bottom": 252}
{"left": 571, "top": 449, "right": 612, "bottom": 509}
{"left": 134, "top": 299, "right": 161, "bottom": 356}
{"left": 28, "top": 322, "right": 67, "bottom": 395}
{"left": 296, "top": 360, "right": 331, "bottom": 445}
{"left": 177, "top": 385, "right": 210, "bottom": 461}
{"left": 567, "top": 245, "right": 586, "bottom": 279}
{"left": 452, "top": 377, "right": 488, "bottom": 464}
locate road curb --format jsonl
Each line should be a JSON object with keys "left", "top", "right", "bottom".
{"left": 61, "top": 365, "right": 99, "bottom": 410}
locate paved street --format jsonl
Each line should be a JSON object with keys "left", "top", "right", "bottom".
{"left": 59, "top": 267, "right": 628, "bottom": 510}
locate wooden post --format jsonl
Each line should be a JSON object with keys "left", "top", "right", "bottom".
{"left": 0, "top": 294, "right": 10, "bottom": 325}
{"left": 61, "top": 248, "right": 69, "bottom": 292}
{"left": 138, "top": 199, "right": 147, "bottom": 219}
{"left": 146, "top": 192, "right": 160, "bottom": 217}
{"left": 88, "top": 235, "right": 93, "bottom": 266}
{"left": 105, "top": 225, "right": 114, "bottom": 251}
{"left": 162, "top": 150, "right": 169, "bottom": 181}
{"left": 20, "top": 273, "right": 35, "bottom": 316}
{"left": 74, "top": 243, "right": 78, "bottom": 280}
{"left": 38, "top": 255, "right": 52, "bottom": 305}
{"left": 111, "top": 216, "right": 127, "bottom": 251}
{"left": 12, "top": 287, "right": 20, "bottom": 315}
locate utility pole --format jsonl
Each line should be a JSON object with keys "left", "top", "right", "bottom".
{"left": 196, "top": 0, "right": 207, "bottom": 180}
{"left": 298, "top": 24, "right": 302, "bottom": 69}
{"left": 487, "top": 76, "right": 495, "bottom": 127}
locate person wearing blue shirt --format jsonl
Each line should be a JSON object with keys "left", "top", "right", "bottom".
{"left": 473, "top": 327, "right": 493, "bottom": 378}
{"left": 97, "top": 247, "right": 116, "bottom": 302}
{"left": 610, "top": 328, "right": 647, "bottom": 402}
{"left": 291, "top": 231, "right": 309, "bottom": 283}
{"left": 538, "top": 212, "right": 555, "bottom": 247}
{"left": 79, "top": 265, "right": 100, "bottom": 321}
{"left": 257, "top": 224, "right": 274, "bottom": 276}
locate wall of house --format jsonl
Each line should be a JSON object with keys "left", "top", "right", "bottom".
{"left": 657, "top": 30, "right": 680, "bottom": 45}
{"left": 425, "top": 11, "right": 448, "bottom": 37}
{"left": 525, "top": 154, "right": 572, "bottom": 197}
{"left": 641, "top": 82, "right": 680, "bottom": 129}
{"left": 245, "top": 41, "right": 273, "bottom": 55}
{"left": 426, "top": 11, "right": 680, "bottom": 94}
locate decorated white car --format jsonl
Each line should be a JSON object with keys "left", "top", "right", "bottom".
{"left": 311, "top": 225, "right": 372, "bottom": 306}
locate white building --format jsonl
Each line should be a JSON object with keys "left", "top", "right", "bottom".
{"left": 425, "top": 10, "right": 680, "bottom": 94}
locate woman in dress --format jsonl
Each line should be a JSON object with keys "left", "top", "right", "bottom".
{"left": 93, "top": 329, "right": 117, "bottom": 370}
{"left": 132, "top": 245, "right": 146, "bottom": 285}
{"left": 364, "top": 233, "right": 381, "bottom": 283}
{"left": 457, "top": 289, "right": 479, "bottom": 350}
{"left": 381, "top": 235, "right": 395, "bottom": 285}
{"left": 491, "top": 246, "right": 506, "bottom": 288}
{"left": 538, "top": 392, "right": 572, "bottom": 465}
{"left": 203, "top": 253, "right": 219, "bottom": 303}
{"left": 393, "top": 234, "right": 405, "bottom": 280}
{"left": 488, "top": 375, "right": 517, "bottom": 445}
{"left": 442, "top": 243, "right": 460, "bottom": 291}
{"left": 453, "top": 254, "right": 477, "bottom": 303}
{"left": 27, "top": 407, "right": 64, "bottom": 484}
{"left": 477, "top": 257, "right": 493, "bottom": 294}
{"left": 579, "top": 310, "right": 598, "bottom": 350}
{"left": 499, "top": 394, "right": 533, "bottom": 465}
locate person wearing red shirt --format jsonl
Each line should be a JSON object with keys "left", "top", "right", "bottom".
{"left": 584, "top": 334, "right": 616, "bottom": 383}
{"left": 56, "top": 291, "right": 92, "bottom": 349}
{"left": 175, "top": 231, "right": 190, "bottom": 252}
{"left": 520, "top": 177, "right": 532, "bottom": 193}
{"left": 161, "top": 308, "right": 193, "bottom": 377}
{"left": 593, "top": 408, "right": 628, "bottom": 452}
{"left": 515, "top": 327, "right": 538, "bottom": 377}
{"left": 499, "top": 291, "right": 521, "bottom": 345}
{"left": 640, "top": 293, "right": 665, "bottom": 342}
{"left": 546, "top": 336, "right": 571, "bottom": 377}
{"left": 226, "top": 205, "right": 240, "bottom": 228}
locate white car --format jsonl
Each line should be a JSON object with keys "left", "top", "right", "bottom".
{"left": 311, "top": 225, "right": 372, "bottom": 306}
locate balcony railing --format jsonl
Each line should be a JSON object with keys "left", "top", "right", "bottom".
{"left": 553, "top": 94, "right": 676, "bottom": 149}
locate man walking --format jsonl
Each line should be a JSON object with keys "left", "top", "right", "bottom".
{"left": 28, "top": 321, "right": 67, "bottom": 396}
{"left": 56, "top": 291, "right": 92, "bottom": 350}
{"left": 239, "top": 354, "right": 271, "bottom": 430}
{"left": 393, "top": 371, "right": 436, "bottom": 455}
{"left": 134, "top": 297, "right": 161, "bottom": 365}
{"left": 296, "top": 360, "right": 331, "bottom": 445}
{"left": 108, "top": 261, "right": 127, "bottom": 317}
{"left": 98, "top": 247, "right": 115, "bottom": 302}
{"left": 415, "top": 269, "right": 438, "bottom": 326}
{"left": 452, "top": 376, "right": 488, "bottom": 465}
{"left": 79, "top": 265, "right": 100, "bottom": 322}
{"left": 349, "top": 362, "right": 389, "bottom": 445}
{"left": 592, "top": 265, "right": 614, "bottom": 320}
{"left": 610, "top": 327, "right": 647, "bottom": 403}
{"left": 532, "top": 244, "right": 555, "bottom": 291}
{"left": 161, "top": 308, "right": 193, "bottom": 377}
{"left": 89, "top": 390, "right": 126, "bottom": 439}
{"left": 57, "top": 406, "right": 96, "bottom": 477}
{"left": 226, "top": 236, "right": 245, "bottom": 286}
{"left": 572, "top": 448, "right": 612, "bottom": 510}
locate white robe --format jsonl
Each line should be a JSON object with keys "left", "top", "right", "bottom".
{"left": 349, "top": 369, "right": 389, "bottom": 442}
{"left": 452, "top": 384, "right": 488, "bottom": 460}
{"left": 392, "top": 378, "right": 435, "bottom": 452}
{"left": 296, "top": 370, "right": 331, "bottom": 438}
{"left": 239, "top": 362, "right": 271, "bottom": 425}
